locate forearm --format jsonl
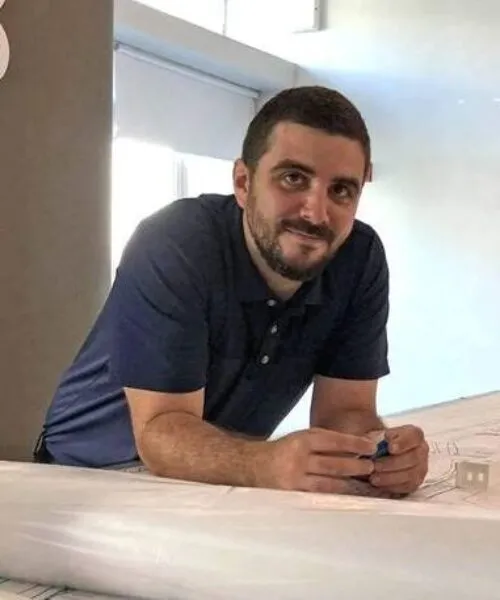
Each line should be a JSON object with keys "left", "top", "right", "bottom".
{"left": 312, "top": 408, "right": 385, "bottom": 436}
{"left": 138, "top": 411, "right": 272, "bottom": 487}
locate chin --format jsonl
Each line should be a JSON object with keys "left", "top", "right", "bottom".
{"left": 281, "top": 246, "right": 331, "bottom": 269}
{"left": 285, "top": 256, "right": 324, "bottom": 271}
{"left": 278, "top": 257, "right": 329, "bottom": 281}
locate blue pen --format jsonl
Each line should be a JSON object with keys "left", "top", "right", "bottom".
{"left": 372, "top": 438, "right": 390, "bottom": 459}
{"left": 355, "top": 439, "right": 390, "bottom": 481}
{"left": 360, "top": 438, "right": 390, "bottom": 460}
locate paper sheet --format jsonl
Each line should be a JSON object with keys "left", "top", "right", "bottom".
{"left": 2, "top": 391, "right": 500, "bottom": 599}
{"left": 0, "top": 579, "right": 125, "bottom": 600}
{"left": 388, "top": 391, "right": 500, "bottom": 507}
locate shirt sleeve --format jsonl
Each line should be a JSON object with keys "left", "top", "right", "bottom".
{"left": 108, "top": 205, "right": 210, "bottom": 394}
{"left": 315, "top": 232, "right": 390, "bottom": 381}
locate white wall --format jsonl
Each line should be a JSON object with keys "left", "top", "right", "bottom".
{"left": 275, "top": 0, "right": 500, "bottom": 433}
{"left": 114, "top": 0, "right": 297, "bottom": 92}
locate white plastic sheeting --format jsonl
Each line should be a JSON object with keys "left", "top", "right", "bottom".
{"left": 1, "top": 461, "right": 500, "bottom": 599}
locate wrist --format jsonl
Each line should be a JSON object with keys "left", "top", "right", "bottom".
{"left": 240, "top": 439, "right": 276, "bottom": 489}
{"left": 313, "top": 410, "right": 385, "bottom": 437}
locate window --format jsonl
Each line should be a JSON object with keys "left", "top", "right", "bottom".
{"left": 111, "top": 137, "right": 178, "bottom": 273}
{"left": 112, "top": 43, "right": 255, "bottom": 274}
{"left": 114, "top": 47, "right": 256, "bottom": 161}
{"left": 181, "top": 153, "right": 234, "bottom": 198}
{"left": 111, "top": 141, "right": 235, "bottom": 275}
{"left": 134, "top": 0, "right": 225, "bottom": 33}
{"left": 226, "top": 0, "right": 320, "bottom": 40}
{"left": 130, "top": 0, "right": 321, "bottom": 52}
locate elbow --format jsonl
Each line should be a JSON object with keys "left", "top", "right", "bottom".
{"left": 134, "top": 410, "right": 195, "bottom": 478}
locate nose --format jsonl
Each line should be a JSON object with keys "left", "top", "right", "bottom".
{"left": 299, "top": 189, "right": 329, "bottom": 225}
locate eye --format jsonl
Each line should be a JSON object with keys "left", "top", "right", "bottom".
{"left": 280, "top": 170, "right": 309, "bottom": 190}
{"left": 330, "top": 182, "right": 354, "bottom": 203}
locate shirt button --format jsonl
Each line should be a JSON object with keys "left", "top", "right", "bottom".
{"left": 270, "top": 323, "right": 278, "bottom": 335}
{"left": 260, "top": 355, "right": 270, "bottom": 365}
{"left": 267, "top": 299, "right": 277, "bottom": 307}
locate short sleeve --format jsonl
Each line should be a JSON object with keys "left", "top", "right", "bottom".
{"left": 108, "top": 204, "right": 210, "bottom": 393}
{"left": 315, "top": 232, "right": 390, "bottom": 380}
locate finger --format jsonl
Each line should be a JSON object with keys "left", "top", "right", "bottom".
{"left": 370, "top": 468, "right": 415, "bottom": 488}
{"left": 309, "top": 428, "right": 376, "bottom": 457}
{"left": 371, "top": 463, "right": 428, "bottom": 491}
{"left": 373, "top": 450, "right": 420, "bottom": 473}
{"left": 301, "top": 475, "right": 393, "bottom": 497}
{"left": 308, "top": 454, "right": 374, "bottom": 478}
{"left": 345, "top": 479, "right": 395, "bottom": 499}
{"left": 381, "top": 481, "right": 423, "bottom": 496}
{"left": 376, "top": 441, "right": 429, "bottom": 473}
{"left": 385, "top": 425, "right": 425, "bottom": 455}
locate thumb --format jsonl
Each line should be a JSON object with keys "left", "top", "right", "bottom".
{"left": 385, "top": 425, "right": 420, "bottom": 454}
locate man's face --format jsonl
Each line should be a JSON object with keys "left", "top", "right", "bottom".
{"left": 234, "top": 122, "right": 367, "bottom": 281}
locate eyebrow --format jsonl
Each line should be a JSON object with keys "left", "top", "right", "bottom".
{"left": 271, "top": 159, "right": 316, "bottom": 176}
{"left": 271, "top": 159, "right": 361, "bottom": 193}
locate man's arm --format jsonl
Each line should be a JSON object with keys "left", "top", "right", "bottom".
{"left": 311, "top": 231, "right": 390, "bottom": 435}
{"left": 125, "top": 387, "right": 270, "bottom": 487}
{"left": 310, "top": 375, "right": 429, "bottom": 496}
{"left": 126, "top": 386, "right": 378, "bottom": 492}
{"left": 310, "top": 375, "right": 385, "bottom": 436}
{"left": 309, "top": 233, "right": 428, "bottom": 495}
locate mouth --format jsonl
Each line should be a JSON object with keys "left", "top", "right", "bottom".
{"left": 284, "top": 227, "right": 326, "bottom": 243}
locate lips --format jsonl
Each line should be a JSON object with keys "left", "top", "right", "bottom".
{"left": 284, "top": 227, "right": 325, "bottom": 242}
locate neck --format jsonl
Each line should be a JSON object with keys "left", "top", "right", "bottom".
{"left": 242, "top": 215, "right": 302, "bottom": 301}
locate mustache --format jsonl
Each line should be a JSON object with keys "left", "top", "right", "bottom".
{"left": 280, "top": 219, "right": 335, "bottom": 243}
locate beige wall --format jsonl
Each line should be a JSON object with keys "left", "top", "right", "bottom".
{"left": 0, "top": 0, "right": 113, "bottom": 459}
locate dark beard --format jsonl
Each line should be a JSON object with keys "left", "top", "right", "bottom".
{"left": 246, "top": 196, "right": 335, "bottom": 282}
{"left": 252, "top": 231, "right": 329, "bottom": 281}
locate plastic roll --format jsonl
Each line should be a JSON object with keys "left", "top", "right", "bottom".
{"left": 0, "top": 461, "right": 499, "bottom": 599}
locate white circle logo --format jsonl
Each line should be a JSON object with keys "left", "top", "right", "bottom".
{"left": 0, "top": 0, "right": 9, "bottom": 80}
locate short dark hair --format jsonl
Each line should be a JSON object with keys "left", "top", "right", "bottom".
{"left": 241, "top": 86, "right": 371, "bottom": 176}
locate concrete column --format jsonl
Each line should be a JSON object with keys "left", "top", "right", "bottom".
{"left": 0, "top": 0, "right": 113, "bottom": 459}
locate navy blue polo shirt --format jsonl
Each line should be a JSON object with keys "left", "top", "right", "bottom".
{"left": 41, "top": 194, "right": 390, "bottom": 467}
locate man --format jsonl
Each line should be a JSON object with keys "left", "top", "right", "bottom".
{"left": 35, "top": 86, "right": 428, "bottom": 497}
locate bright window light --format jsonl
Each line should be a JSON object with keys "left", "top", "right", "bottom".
{"left": 111, "top": 137, "right": 178, "bottom": 274}
{"left": 134, "top": 0, "right": 225, "bottom": 34}
{"left": 226, "top": 0, "right": 319, "bottom": 44}
{"left": 111, "top": 141, "right": 237, "bottom": 275}
{"left": 181, "top": 153, "right": 234, "bottom": 198}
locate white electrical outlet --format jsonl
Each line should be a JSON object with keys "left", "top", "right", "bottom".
{"left": 455, "top": 460, "right": 500, "bottom": 492}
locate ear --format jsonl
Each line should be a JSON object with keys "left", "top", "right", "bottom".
{"left": 232, "top": 159, "right": 251, "bottom": 209}
{"left": 365, "top": 162, "right": 373, "bottom": 183}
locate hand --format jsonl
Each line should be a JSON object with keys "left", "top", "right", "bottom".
{"left": 369, "top": 425, "right": 429, "bottom": 496}
{"left": 266, "top": 427, "right": 378, "bottom": 494}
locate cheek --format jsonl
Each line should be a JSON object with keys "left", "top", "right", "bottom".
{"left": 328, "top": 203, "right": 358, "bottom": 228}
{"left": 327, "top": 209, "right": 357, "bottom": 245}
{"left": 266, "top": 192, "right": 299, "bottom": 222}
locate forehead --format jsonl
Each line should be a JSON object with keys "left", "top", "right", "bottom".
{"left": 261, "top": 121, "right": 366, "bottom": 178}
